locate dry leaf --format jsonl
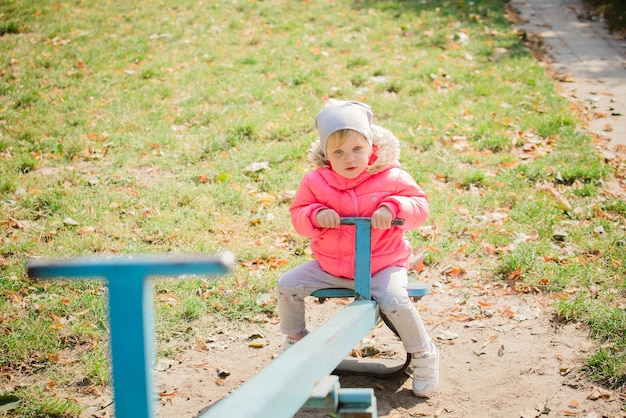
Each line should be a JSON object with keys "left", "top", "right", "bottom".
{"left": 159, "top": 390, "right": 179, "bottom": 398}
{"left": 244, "top": 161, "right": 269, "bottom": 172}
{"left": 4, "top": 217, "right": 30, "bottom": 229}
{"left": 541, "top": 187, "right": 572, "bottom": 211}
{"left": 49, "top": 313, "right": 65, "bottom": 329}
{"left": 506, "top": 268, "right": 522, "bottom": 281}
{"left": 409, "top": 245, "right": 426, "bottom": 272}
{"left": 77, "top": 226, "right": 95, "bottom": 235}
{"left": 481, "top": 335, "right": 498, "bottom": 348}
{"left": 190, "top": 362, "right": 211, "bottom": 370}
{"left": 268, "top": 258, "right": 288, "bottom": 268}
{"left": 587, "top": 387, "right": 612, "bottom": 400}
{"left": 451, "top": 244, "right": 468, "bottom": 258}
{"left": 248, "top": 342, "right": 265, "bottom": 348}
{"left": 444, "top": 266, "right": 465, "bottom": 277}
{"left": 194, "top": 336, "right": 209, "bottom": 352}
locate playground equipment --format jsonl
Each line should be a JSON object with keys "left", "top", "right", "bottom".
{"left": 310, "top": 218, "right": 430, "bottom": 379}
{"left": 26, "top": 217, "right": 430, "bottom": 417}
{"left": 26, "top": 253, "right": 236, "bottom": 418}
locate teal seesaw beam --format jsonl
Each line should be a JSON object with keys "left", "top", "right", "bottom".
{"left": 202, "top": 217, "right": 382, "bottom": 418}
{"left": 201, "top": 299, "right": 378, "bottom": 418}
{"left": 26, "top": 253, "right": 235, "bottom": 418}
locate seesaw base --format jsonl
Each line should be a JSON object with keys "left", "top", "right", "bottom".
{"left": 333, "top": 354, "right": 412, "bottom": 379}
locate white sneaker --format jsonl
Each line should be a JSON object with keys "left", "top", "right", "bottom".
{"left": 411, "top": 341, "right": 439, "bottom": 397}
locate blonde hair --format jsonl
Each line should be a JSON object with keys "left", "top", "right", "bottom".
{"left": 326, "top": 129, "right": 371, "bottom": 153}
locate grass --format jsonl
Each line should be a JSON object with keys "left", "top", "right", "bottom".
{"left": 1, "top": 0, "right": 625, "bottom": 415}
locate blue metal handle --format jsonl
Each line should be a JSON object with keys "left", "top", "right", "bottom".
{"left": 338, "top": 217, "right": 404, "bottom": 300}
{"left": 338, "top": 217, "right": 404, "bottom": 226}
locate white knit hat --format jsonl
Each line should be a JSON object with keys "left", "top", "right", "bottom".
{"left": 315, "top": 99, "right": 373, "bottom": 155}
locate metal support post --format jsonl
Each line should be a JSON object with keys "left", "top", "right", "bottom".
{"left": 26, "top": 253, "right": 235, "bottom": 418}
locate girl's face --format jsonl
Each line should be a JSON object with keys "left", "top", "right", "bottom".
{"left": 326, "top": 132, "right": 372, "bottom": 179}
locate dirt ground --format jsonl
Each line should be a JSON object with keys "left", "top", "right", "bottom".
{"left": 147, "top": 264, "right": 624, "bottom": 418}
{"left": 68, "top": 258, "right": 625, "bottom": 418}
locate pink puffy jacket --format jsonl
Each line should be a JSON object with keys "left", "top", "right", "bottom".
{"left": 290, "top": 125, "right": 429, "bottom": 279}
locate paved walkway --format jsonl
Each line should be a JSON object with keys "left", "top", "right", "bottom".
{"left": 511, "top": 0, "right": 626, "bottom": 148}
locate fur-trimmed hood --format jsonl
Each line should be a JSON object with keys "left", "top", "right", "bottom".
{"left": 307, "top": 124, "right": 401, "bottom": 174}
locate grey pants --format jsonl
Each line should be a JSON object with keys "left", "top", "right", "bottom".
{"left": 276, "top": 260, "right": 432, "bottom": 353}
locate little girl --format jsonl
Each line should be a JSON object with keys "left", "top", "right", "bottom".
{"left": 276, "top": 99, "right": 439, "bottom": 397}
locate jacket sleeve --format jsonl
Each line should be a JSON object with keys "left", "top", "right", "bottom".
{"left": 380, "top": 169, "right": 429, "bottom": 231}
{"left": 289, "top": 173, "right": 328, "bottom": 238}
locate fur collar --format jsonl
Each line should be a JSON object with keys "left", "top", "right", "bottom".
{"left": 307, "top": 124, "right": 401, "bottom": 174}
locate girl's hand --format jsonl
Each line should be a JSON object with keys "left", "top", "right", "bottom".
{"left": 316, "top": 209, "right": 340, "bottom": 228}
{"left": 371, "top": 205, "right": 393, "bottom": 229}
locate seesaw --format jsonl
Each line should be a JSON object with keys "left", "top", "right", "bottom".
{"left": 26, "top": 217, "right": 430, "bottom": 417}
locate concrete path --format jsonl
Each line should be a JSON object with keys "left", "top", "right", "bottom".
{"left": 511, "top": 0, "right": 626, "bottom": 148}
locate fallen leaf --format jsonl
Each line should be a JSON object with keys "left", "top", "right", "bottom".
{"left": 4, "top": 218, "right": 30, "bottom": 229}
{"left": 587, "top": 387, "right": 612, "bottom": 400}
{"left": 436, "top": 330, "right": 459, "bottom": 340}
{"left": 541, "top": 187, "right": 572, "bottom": 211}
{"left": 481, "top": 335, "right": 498, "bottom": 348}
{"left": 409, "top": 245, "right": 426, "bottom": 272}
{"left": 451, "top": 244, "right": 468, "bottom": 258}
{"left": 244, "top": 161, "right": 269, "bottom": 172}
{"left": 49, "top": 313, "right": 65, "bottom": 329}
{"left": 194, "top": 336, "right": 209, "bottom": 352}
{"left": 159, "top": 390, "right": 179, "bottom": 398}
{"left": 444, "top": 266, "right": 465, "bottom": 277}
{"left": 268, "top": 258, "right": 288, "bottom": 268}
{"left": 506, "top": 268, "right": 522, "bottom": 281}
{"left": 248, "top": 342, "right": 265, "bottom": 348}
{"left": 190, "top": 362, "right": 211, "bottom": 370}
